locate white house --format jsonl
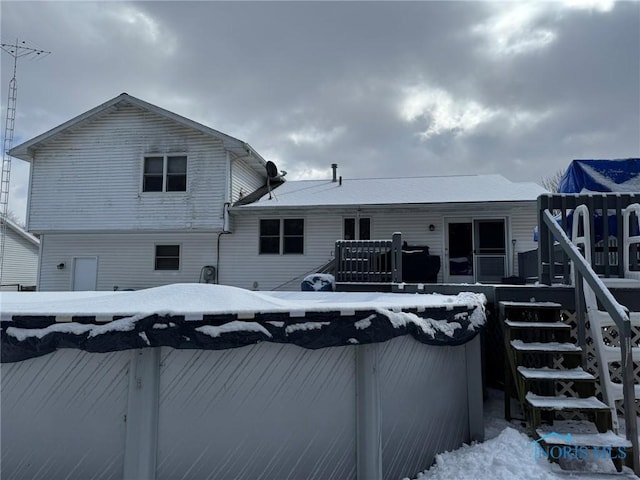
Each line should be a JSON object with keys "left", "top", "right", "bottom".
{"left": 10, "top": 93, "right": 268, "bottom": 291}
{"left": 0, "top": 217, "right": 40, "bottom": 290}
{"left": 224, "top": 173, "right": 547, "bottom": 290}
{"left": 10, "top": 93, "right": 547, "bottom": 292}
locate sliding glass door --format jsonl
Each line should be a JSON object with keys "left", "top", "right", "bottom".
{"left": 445, "top": 218, "right": 507, "bottom": 283}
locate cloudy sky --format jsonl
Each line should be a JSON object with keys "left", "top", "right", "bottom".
{"left": 2, "top": 1, "right": 639, "bottom": 224}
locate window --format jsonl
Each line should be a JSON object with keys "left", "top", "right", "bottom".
{"left": 283, "top": 219, "right": 304, "bottom": 254}
{"left": 259, "top": 219, "right": 304, "bottom": 254}
{"left": 344, "top": 217, "right": 371, "bottom": 240}
{"left": 143, "top": 155, "right": 187, "bottom": 192}
{"left": 259, "top": 219, "right": 280, "bottom": 254}
{"left": 155, "top": 245, "right": 180, "bottom": 270}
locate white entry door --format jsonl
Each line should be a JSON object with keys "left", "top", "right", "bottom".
{"left": 72, "top": 257, "right": 98, "bottom": 291}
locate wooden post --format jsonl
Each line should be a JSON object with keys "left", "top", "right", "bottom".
{"left": 538, "top": 195, "right": 551, "bottom": 285}
{"left": 574, "top": 272, "right": 587, "bottom": 369}
{"left": 391, "top": 233, "right": 402, "bottom": 284}
{"left": 335, "top": 241, "right": 342, "bottom": 283}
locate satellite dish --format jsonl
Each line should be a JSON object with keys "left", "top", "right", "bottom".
{"left": 265, "top": 161, "right": 281, "bottom": 200}
{"left": 266, "top": 161, "right": 278, "bottom": 178}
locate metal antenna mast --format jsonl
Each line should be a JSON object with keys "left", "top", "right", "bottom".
{"left": 0, "top": 39, "right": 50, "bottom": 284}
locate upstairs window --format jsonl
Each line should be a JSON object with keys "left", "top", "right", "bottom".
{"left": 155, "top": 245, "right": 180, "bottom": 270}
{"left": 143, "top": 155, "right": 187, "bottom": 192}
{"left": 344, "top": 217, "right": 371, "bottom": 240}
{"left": 260, "top": 219, "right": 304, "bottom": 255}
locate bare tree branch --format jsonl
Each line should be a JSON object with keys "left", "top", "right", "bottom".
{"left": 2, "top": 210, "right": 25, "bottom": 229}
{"left": 539, "top": 169, "right": 565, "bottom": 193}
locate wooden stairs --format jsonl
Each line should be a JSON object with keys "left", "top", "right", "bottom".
{"left": 501, "top": 300, "right": 633, "bottom": 472}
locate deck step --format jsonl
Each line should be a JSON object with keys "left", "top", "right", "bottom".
{"left": 500, "top": 301, "right": 562, "bottom": 309}
{"left": 536, "top": 421, "right": 632, "bottom": 448}
{"left": 526, "top": 393, "right": 609, "bottom": 411}
{"left": 518, "top": 366, "right": 595, "bottom": 381}
{"left": 505, "top": 320, "right": 570, "bottom": 329}
{"left": 510, "top": 340, "right": 582, "bottom": 353}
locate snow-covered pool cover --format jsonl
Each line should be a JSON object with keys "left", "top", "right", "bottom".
{"left": 0, "top": 284, "right": 486, "bottom": 363}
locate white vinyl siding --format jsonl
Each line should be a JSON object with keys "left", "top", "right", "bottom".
{"left": 38, "top": 232, "right": 218, "bottom": 291}
{"left": 28, "top": 104, "right": 228, "bottom": 232}
{"left": 1, "top": 226, "right": 39, "bottom": 288}
{"left": 222, "top": 213, "right": 341, "bottom": 290}
{"left": 224, "top": 201, "right": 539, "bottom": 288}
{"left": 231, "top": 158, "right": 265, "bottom": 203}
{"left": 508, "top": 206, "right": 540, "bottom": 277}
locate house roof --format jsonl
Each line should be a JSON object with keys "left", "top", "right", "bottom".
{"left": 1, "top": 217, "right": 40, "bottom": 247}
{"left": 9, "top": 93, "right": 269, "bottom": 176}
{"left": 233, "top": 174, "right": 548, "bottom": 210}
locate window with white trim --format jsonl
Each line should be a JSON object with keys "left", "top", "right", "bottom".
{"left": 344, "top": 217, "right": 371, "bottom": 240}
{"left": 143, "top": 155, "right": 187, "bottom": 192}
{"left": 259, "top": 219, "right": 304, "bottom": 254}
{"left": 155, "top": 245, "right": 180, "bottom": 270}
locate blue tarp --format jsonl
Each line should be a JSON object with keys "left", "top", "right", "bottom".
{"left": 534, "top": 159, "right": 640, "bottom": 241}
{"left": 558, "top": 158, "right": 640, "bottom": 193}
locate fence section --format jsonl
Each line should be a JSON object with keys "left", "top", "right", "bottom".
{"left": 537, "top": 193, "right": 640, "bottom": 285}
{"left": 335, "top": 233, "right": 402, "bottom": 284}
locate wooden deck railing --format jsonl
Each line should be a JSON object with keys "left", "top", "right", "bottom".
{"left": 537, "top": 193, "right": 640, "bottom": 285}
{"left": 334, "top": 233, "right": 402, "bottom": 283}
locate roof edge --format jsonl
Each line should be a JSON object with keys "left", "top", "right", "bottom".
{"left": 1, "top": 217, "right": 40, "bottom": 246}
{"left": 230, "top": 198, "right": 539, "bottom": 211}
{"left": 9, "top": 93, "right": 266, "bottom": 169}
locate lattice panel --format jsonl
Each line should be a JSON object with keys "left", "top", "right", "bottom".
{"left": 546, "top": 310, "right": 584, "bottom": 420}
{"left": 600, "top": 323, "right": 640, "bottom": 349}
{"left": 562, "top": 309, "right": 640, "bottom": 419}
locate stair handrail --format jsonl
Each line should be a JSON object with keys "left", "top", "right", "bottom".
{"left": 270, "top": 258, "right": 335, "bottom": 291}
{"left": 542, "top": 209, "right": 639, "bottom": 474}
{"left": 623, "top": 203, "right": 640, "bottom": 280}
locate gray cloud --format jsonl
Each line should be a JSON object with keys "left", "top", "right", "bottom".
{"left": 1, "top": 1, "right": 638, "bottom": 223}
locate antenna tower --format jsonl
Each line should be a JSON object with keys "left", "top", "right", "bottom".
{"left": 0, "top": 39, "right": 50, "bottom": 284}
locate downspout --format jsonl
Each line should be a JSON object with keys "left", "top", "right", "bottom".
{"left": 36, "top": 234, "right": 44, "bottom": 291}
{"left": 216, "top": 202, "right": 232, "bottom": 284}
{"left": 224, "top": 151, "right": 232, "bottom": 212}
{"left": 26, "top": 152, "right": 35, "bottom": 232}
{"left": 216, "top": 150, "right": 233, "bottom": 285}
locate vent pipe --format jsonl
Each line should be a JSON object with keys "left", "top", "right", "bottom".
{"left": 331, "top": 163, "right": 338, "bottom": 182}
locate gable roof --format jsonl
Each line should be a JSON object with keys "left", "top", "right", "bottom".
{"left": 9, "top": 93, "right": 268, "bottom": 176}
{"left": 233, "top": 174, "right": 548, "bottom": 210}
{"left": 1, "top": 217, "right": 40, "bottom": 247}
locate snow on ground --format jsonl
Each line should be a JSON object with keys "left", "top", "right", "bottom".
{"left": 408, "top": 388, "right": 639, "bottom": 480}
